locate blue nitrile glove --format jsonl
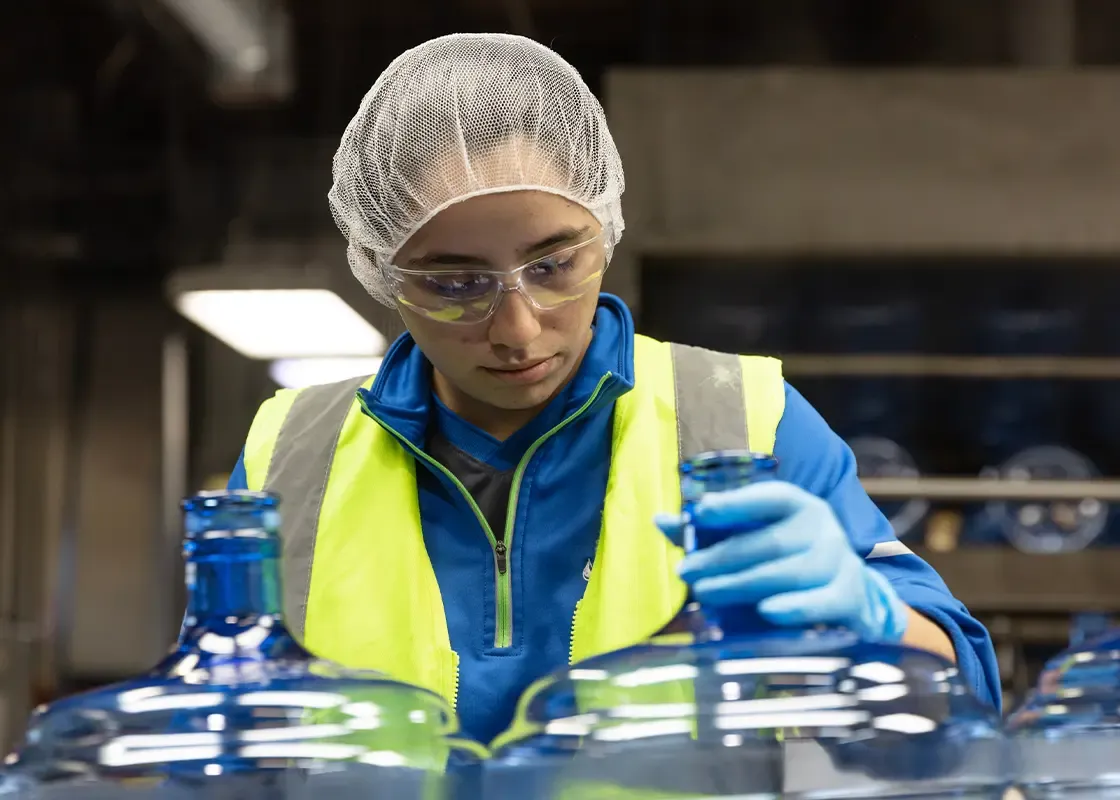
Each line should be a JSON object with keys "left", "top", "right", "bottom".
{"left": 655, "top": 481, "right": 910, "bottom": 642}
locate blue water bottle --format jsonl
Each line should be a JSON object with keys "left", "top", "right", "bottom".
{"left": 1, "top": 491, "right": 484, "bottom": 797}
{"left": 678, "top": 450, "right": 780, "bottom": 638}
{"left": 1008, "top": 617, "right": 1120, "bottom": 798}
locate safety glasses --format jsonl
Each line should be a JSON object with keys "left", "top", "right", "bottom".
{"left": 387, "top": 234, "right": 605, "bottom": 324}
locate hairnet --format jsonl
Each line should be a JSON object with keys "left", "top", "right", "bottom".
{"left": 328, "top": 33, "right": 626, "bottom": 306}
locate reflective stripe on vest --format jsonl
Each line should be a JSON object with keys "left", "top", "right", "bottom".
{"left": 241, "top": 334, "right": 785, "bottom": 708}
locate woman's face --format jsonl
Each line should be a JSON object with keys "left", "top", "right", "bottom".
{"left": 393, "top": 190, "right": 605, "bottom": 423}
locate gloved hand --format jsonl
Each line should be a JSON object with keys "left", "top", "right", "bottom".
{"left": 655, "top": 481, "right": 910, "bottom": 642}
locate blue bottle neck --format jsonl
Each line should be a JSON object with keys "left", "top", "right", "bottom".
{"left": 180, "top": 493, "right": 286, "bottom": 625}
{"left": 184, "top": 533, "right": 284, "bottom": 622}
{"left": 679, "top": 451, "right": 780, "bottom": 638}
{"left": 681, "top": 452, "right": 778, "bottom": 550}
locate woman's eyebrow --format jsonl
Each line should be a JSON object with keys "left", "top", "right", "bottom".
{"left": 409, "top": 225, "right": 592, "bottom": 268}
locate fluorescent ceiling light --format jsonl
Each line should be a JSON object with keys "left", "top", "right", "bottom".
{"left": 174, "top": 288, "right": 386, "bottom": 360}
{"left": 269, "top": 357, "right": 383, "bottom": 390}
{"left": 168, "top": 262, "right": 391, "bottom": 360}
{"left": 159, "top": 0, "right": 268, "bottom": 70}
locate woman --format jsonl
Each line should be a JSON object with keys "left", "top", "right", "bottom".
{"left": 226, "top": 32, "right": 1000, "bottom": 745}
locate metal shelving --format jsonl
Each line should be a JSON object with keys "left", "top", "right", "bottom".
{"left": 782, "top": 354, "right": 1120, "bottom": 380}
{"left": 912, "top": 547, "right": 1120, "bottom": 613}
{"left": 862, "top": 476, "right": 1120, "bottom": 502}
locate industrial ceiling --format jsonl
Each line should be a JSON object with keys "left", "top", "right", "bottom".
{"left": 6, "top": 0, "right": 1120, "bottom": 290}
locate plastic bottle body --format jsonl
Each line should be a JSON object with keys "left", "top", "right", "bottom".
{"left": 1, "top": 491, "right": 484, "bottom": 798}
{"left": 1008, "top": 623, "right": 1120, "bottom": 799}
{"left": 992, "top": 446, "right": 1106, "bottom": 554}
{"left": 485, "top": 453, "right": 1006, "bottom": 799}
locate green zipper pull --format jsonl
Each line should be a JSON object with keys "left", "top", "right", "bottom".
{"left": 495, "top": 541, "right": 508, "bottom": 575}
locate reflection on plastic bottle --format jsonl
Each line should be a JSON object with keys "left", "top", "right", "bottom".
{"left": 0, "top": 492, "right": 483, "bottom": 799}
{"left": 485, "top": 450, "right": 1005, "bottom": 800}
{"left": 1008, "top": 622, "right": 1120, "bottom": 798}
{"left": 976, "top": 446, "right": 1107, "bottom": 554}
{"left": 1069, "top": 613, "right": 1112, "bottom": 649}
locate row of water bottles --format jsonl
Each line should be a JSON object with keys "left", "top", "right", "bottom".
{"left": 2, "top": 453, "right": 1118, "bottom": 799}
{"left": 689, "top": 290, "right": 1120, "bottom": 553}
{"left": 832, "top": 300, "right": 1116, "bottom": 554}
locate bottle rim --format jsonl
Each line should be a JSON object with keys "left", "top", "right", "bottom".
{"left": 181, "top": 490, "right": 279, "bottom": 513}
{"left": 680, "top": 450, "right": 778, "bottom": 478}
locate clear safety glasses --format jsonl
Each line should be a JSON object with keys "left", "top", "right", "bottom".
{"left": 387, "top": 234, "right": 605, "bottom": 324}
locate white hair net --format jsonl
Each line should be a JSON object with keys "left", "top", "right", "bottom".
{"left": 328, "top": 33, "right": 626, "bottom": 306}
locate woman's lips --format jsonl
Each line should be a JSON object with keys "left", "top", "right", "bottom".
{"left": 483, "top": 356, "right": 557, "bottom": 384}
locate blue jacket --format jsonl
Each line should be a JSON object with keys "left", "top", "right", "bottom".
{"left": 228, "top": 294, "right": 1001, "bottom": 744}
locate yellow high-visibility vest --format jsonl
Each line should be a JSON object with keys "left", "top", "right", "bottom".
{"left": 241, "top": 334, "right": 785, "bottom": 710}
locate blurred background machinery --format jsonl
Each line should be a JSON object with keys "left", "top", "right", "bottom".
{"left": 6, "top": 0, "right": 1120, "bottom": 747}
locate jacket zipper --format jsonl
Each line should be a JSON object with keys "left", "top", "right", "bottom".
{"left": 569, "top": 599, "right": 582, "bottom": 665}
{"left": 495, "top": 373, "right": 613, "bottom": 648}
{"left": 356, "top": 396, "right": 506, "bottom": 649}
{"left": 358, "top": 373, "right": 612, "bottom": 650}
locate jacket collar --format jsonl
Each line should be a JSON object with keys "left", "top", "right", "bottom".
{"left": 360, "top": 294, "right": 636, "bottom": 447}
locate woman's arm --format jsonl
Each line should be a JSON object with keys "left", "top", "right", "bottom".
{"left": 772, "top": 382, "right": 1002, "bottom": 710}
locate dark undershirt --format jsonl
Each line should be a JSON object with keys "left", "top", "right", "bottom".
{"left": 425, "top": 432, "right": 515, "bottom": 541}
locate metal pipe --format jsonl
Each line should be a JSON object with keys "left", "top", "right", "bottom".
{"left": 0, "top": 308, "right": 19, "bottom": 754}
{"left": 160, "top": 335, "right": 190, "bottom": 647}
{"left": 49, "top": 303, "right": 92, "bottom": 692}
{"left": 0, "top": 310, "right": 18, "bottom": 641}
{"left": 781, "top": 354, "right": 1120, "bottom": 380}
{"left": 862, "top": 477, "right": 1120, "bottom": 503}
